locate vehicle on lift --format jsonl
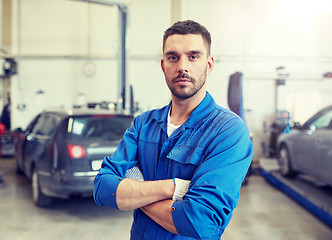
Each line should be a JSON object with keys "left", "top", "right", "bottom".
{"left": 277, "top": 105, "right": 332, "bottom": 186}
{"left": 14, "top": 108, "right": 133, "bottom": 207}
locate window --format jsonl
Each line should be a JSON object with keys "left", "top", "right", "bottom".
{"left": 309, "top": 110, "right": 332, "bottom": 130}
{"left": 42, "top": 115, "right": 61, "bottom": 136}
{"left": 32, "top": 115, "right": 47, "bottom": 135}
{"left": 67, "top": 115, "right": 133, "bottom": 141}
{"left": 31, "top": 114, "right": 61, "bottom": 136}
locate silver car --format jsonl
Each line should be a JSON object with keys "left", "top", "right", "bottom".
{"left": 277, "top": 105, "right": 332, "bottom": 186}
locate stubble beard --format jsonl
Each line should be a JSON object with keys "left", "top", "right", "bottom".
{"left": 167, "top": 72, "right": 207, "bottom": 100}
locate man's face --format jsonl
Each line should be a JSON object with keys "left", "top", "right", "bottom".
{"left": 161, "top": 34, "right": 214, "bottom": 100}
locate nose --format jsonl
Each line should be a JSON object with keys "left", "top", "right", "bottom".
{"left": 177, "top": 57, "right": 189, "bottom": 73}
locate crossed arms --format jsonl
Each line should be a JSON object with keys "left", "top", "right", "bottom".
{"left": 116, "top": 178, "right": 178, "bottom": 234}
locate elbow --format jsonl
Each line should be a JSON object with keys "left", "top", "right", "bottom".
{"left": 93, "top": 185, "right": 107, "bottom": 207}
{"left": 93, "top": 179, "right": 103, "bottom": 206}
{"left": 93, "top": 192, "right": 103, "bottom": 206}
{"left": 93, "top": 176, "right": 115, "bottom": 208}
{"left": 192, "top": 217, "right": 223, "bottom": 239}
{"left": 195, "top": 207, "right": 231, "bottom": 238}
{"left": 179, "top": 205, "right": 230, "bottom": 239}
{"left": 93, "top": 173, "right": 123, "bottom": 208}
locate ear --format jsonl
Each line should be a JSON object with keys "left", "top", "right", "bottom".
{"left": 161, "top": 58, "right": 165, "bottom": 73}
{"left": 207, "top": 56, "right": 214, "bottom": 75}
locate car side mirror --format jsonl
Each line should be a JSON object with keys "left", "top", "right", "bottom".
{"left": 13, "top": 127, "right": 23, "bottom": 133}
{"left": 292, "top": 122, "right": 302, "bottom": 129}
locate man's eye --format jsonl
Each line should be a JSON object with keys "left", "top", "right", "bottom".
{"left": 190, "top": 55, "right": 199, "bottom": 60}
{"left": 168, "top": 56, "right": 178, "bottom": 61}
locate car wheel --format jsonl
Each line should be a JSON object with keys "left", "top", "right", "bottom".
{"left": 278, "top": 146, "right": 297, "bottom": 178}
{"left": 15, "top": 155, "right": 23, "bottom": 175}
{"left": 32, "top": 168, "right": 52, "bottom": 207}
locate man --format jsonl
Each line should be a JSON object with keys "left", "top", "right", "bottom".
{"left": 94, "top": 20, "right": 253, "bottom": 239}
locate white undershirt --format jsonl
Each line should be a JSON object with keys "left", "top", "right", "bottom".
{"left": 167, "top": 108, "right": 181, "bottom": 137}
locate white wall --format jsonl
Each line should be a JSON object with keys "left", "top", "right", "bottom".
{"left": 0, "top": 0, "right": 5, "bottom": 109}
{"left": 0, "top": 0, "right": 2, "bottom": 46}
{"left": 11, "top": 0, "right": 120, "bottom": 128}
{"left": 5, "top": 0, "right": 332, "bottom": 160}
{"left": 9, "top": 0, "right": 172, "bottom": 128}
{"left": 182, "top": 0, "right": 332, "bottom": 159}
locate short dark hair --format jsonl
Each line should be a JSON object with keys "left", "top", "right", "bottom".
{"left": 163, "top": 20, "right": 212, "bottom": 55}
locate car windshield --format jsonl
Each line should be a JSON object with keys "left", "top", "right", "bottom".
{"left": 67, "top": 115, "right": 133, "bottom": 141}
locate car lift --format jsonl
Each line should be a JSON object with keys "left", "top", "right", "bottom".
{"left": 69, "top": 0, "right": 129, "bottom": 111}
{"left": 258, "top": 159, "right": 332, "bottom": 228}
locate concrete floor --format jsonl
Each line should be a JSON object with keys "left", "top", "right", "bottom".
{"left": 1, "top": 157, "right": 331, "bottom": 240}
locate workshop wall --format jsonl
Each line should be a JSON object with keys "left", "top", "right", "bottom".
{"left": 182, "top": 0, "right": 332, "bottom": 159}
{"left": 10, "top": 0, "right": 120, "bottom": 128}
{"left": 0, "top": 2, "right": 2, "bottom": 47}
{"left": 9, "top": 0, "right": 172, "bottom": 129}
{"left": 5, "top": 0, "right": 332, "bottom": 160}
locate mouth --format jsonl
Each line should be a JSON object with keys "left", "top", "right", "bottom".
{"left": 175, "top": 78, "right": 191, "bottom": 83}
{"left": 173, "top": 78, "right": 192, "bottom": 87}
{"left": 173, "top": 73, "right": 193, "bottom": 84}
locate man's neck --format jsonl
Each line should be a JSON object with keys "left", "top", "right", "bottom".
{"left": 170, "top": 91, "right": 206, "bottom": 126}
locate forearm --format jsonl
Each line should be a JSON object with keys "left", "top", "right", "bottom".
{"left": 141, "top": 200, "right": 177, "bottom": 235}
{"left": 116, "top": 178, "right": 174, "bottom": 210}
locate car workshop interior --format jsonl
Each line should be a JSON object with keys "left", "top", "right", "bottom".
{"left": 0, "top": 0, "right": 332, "bottom": 239}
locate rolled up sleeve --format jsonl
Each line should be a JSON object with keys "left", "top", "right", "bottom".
{"left": 94, "top": 173, "right": 124, "bottom": 208}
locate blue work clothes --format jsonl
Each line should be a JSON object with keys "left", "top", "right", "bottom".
{"left": 94, "top": 92, "right": 253, "bottom": 239}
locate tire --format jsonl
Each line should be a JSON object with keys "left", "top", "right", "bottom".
{"left": 278, "top": 146, "right": 297, "bottom": 178}
{"left": 15, "top": 155, "right": 23, "bottom": 175}
{"left": 32, "top": 168, "right": 52, "bottom": 207}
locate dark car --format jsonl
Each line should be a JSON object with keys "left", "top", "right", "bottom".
{"left": 277, "top": 105, "right": 332, "bottom": 186}
{"left": 14, "top": 108, "right": 133, "bottom": 207}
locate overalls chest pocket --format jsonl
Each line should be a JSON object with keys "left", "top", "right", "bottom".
{"left": 167, "top": 145, "right": 204, "bottom": 180}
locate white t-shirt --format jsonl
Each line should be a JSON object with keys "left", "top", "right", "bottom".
{"left": 167, "top": 108, "right": 181, "bottom": 137}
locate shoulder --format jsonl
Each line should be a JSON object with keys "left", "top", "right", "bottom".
{"left": 202, "top": 106, "right": 250, "bottom": 147}
{"left": 201, "top": 92, "right": 245, "bottom": 129}
{"left": 211, "top": 105, "right": 246, "bottom": 129}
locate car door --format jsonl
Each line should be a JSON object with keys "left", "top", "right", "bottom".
{"left": 15, "top": 114, "right": 41, "bottom": 173}
{"left": 34, "top": 114, "right": 62, "bottom": 178}
{"left": 23, "top": 114, "right": 47, "bottom": 178}
{"left": 288, "top": 127, "right": 315, "bottom": 173}
{"left": 307, "top": 109, "right": 332, "bottom": 184}
{"left": 23, "top": 113, "right": 60, "bottom": 179}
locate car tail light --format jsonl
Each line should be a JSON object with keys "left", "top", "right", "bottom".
{"left": 68, "top": 145, "right": 86, "bottom": 159}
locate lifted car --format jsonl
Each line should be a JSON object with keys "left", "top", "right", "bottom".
{"left": 277, "top": 105, "right": 332, "bottom": 186}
